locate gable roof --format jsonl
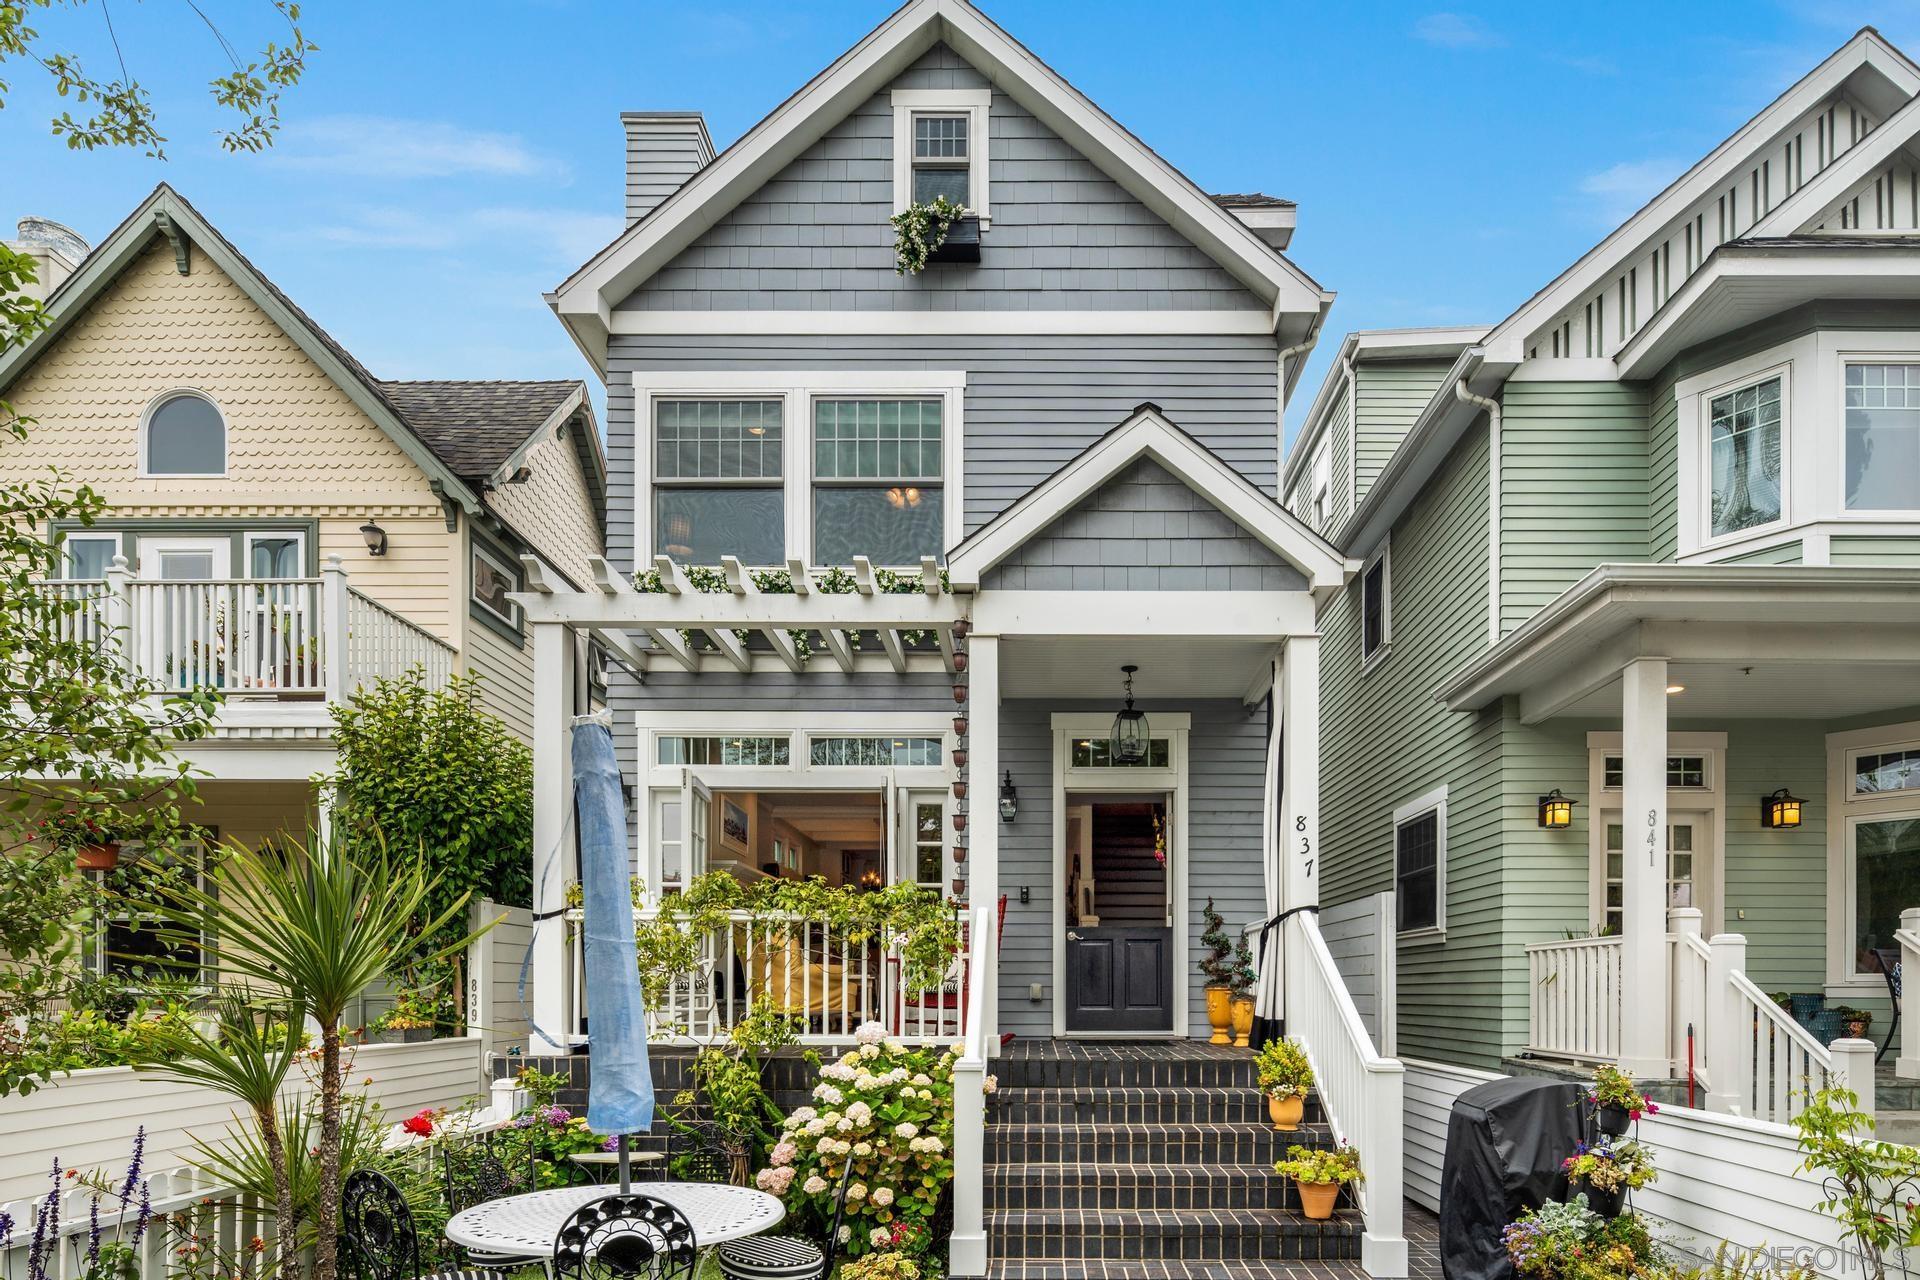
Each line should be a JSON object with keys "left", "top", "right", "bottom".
{"left": 549, "top": 0, "right": 1331, "bottom": 365}
{"left": 0, "top": 184, "right": 605, "bottom": 531}
{"left": 947, "top": 404, "right": 1355, "bottom": 597}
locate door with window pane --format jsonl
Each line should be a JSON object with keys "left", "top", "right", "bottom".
{"left": 899, "top": 791, "right": 949, "bottom": 891}
{"left": 1850, "top": 815, "right": 1920, "bottom": 976}
{"left": 241, "top": 532, "right": 312, "bottom": 689}
{"left": 1599, "top": 813, "right": 1709, "bottom": 934}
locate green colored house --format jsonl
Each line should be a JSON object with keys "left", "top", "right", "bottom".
{"left": 1293, "top": 26, "right": 1920, "bottom": 1119}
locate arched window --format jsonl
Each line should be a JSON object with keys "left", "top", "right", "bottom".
{"left": 143, "top": 392, "right": 226, "bottom": 476}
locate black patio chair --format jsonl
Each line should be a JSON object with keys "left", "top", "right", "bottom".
{"left": 338, "top": 1169, "right": 493, "bottom": 1280}
{"left": 669, "top": 1118, "right": 747, "bottom": 1186}
{"left": 1871, "top": 946, "right": 1903, "bottom": 1063}
{"left": 714, "top": 1160, "right": 854, "bottom": 1280}
{"left": 551, "top": 1193, "right": 699, "bottom": 1280}
{"left": 440, "top": 1135, "right": 541, "bottom": 1274}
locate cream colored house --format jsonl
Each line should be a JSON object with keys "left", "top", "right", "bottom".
{"left": 1, "top": 186, "right": 604, "bottom": 960}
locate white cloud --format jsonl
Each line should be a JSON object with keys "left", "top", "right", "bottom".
{"left": 273, "top": 116, "right": 559, "bottom": 179}
{"left": 302, "top": 205, "right": 622, "bottom": 264}
{"left": 1577, "top": 158, "right": 1685, "bottom": 225}
{"left": 1412, "top": 13, "right": 1505, "bottom": 49}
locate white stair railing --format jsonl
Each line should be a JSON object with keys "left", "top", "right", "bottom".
{"left": 1525, "top": 935, "right": 1623, "bottom": 1063}
{"left": 1669, "top": 908, "right": 1711, "bottom": 1092}
{"left": 346, "top": 588, "right": 456, "bottom": 690}
{"left": 948, "top": 902, "right": 995, "bottom": 1278}
{"left": 1720, "top": 962, "right": 1833, "bottom": 1125}
{"left": 1285, "top": 911, "right": 1406, "bottom": 1278}
{"left": 1897, "top": 909, "right": 1920, "bottom": 1080}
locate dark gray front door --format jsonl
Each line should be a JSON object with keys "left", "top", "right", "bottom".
{"left": 1066, "top": 926, "right": 1172, "bottom": 1032}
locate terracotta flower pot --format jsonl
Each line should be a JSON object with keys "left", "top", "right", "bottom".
{"left": 1230, "top": 995, "right": 1255, "bottom": 1048}
{"left": 1269, "top": 1094, "right": 1305, "bottom": 1131}
{"left": 1205, "top": 986, "right": 1233, "bottom": 1045}
{"left": 74, "top": 843, "right": 120, "bottom": 871}
{"left": 1296, "top": 1179, "right": 1340, "bottom": 1220}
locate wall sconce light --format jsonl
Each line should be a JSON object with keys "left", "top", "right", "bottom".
{"left": 1761, "top": 788, "right": 1804, "bottom": 829}
{"left": 999, "top": 770, "right": 1018, "bottom": 822}
{"left": 359, "top": 519, "right": 389, "bottom": 556}
{"left": 1537, "top": 788, "right": 1578, "bottom": 829}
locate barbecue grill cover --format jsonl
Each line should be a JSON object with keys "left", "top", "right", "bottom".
{"left": 1439, "top": 1076, "right": 1586, "bottom": 1280}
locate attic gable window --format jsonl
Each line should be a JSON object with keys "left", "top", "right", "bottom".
{"left": 892, "top": 89, "right": 990, "bottom": 226}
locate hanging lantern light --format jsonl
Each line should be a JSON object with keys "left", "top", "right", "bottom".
{"left": 1110, "top": 664, "right": 1150, "bottom": 765}
{"left": 999, "top": 770, "right": 1018, "bottom": 822}
{"left": 1761, "top": 788, "right": 1804, "bottom": 829}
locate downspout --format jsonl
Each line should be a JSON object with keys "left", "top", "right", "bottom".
{"left": 1454, "top": 379, "right": 1502, "bottom": 645}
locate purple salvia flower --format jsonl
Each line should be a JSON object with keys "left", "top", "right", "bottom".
{"left": 132, "top": 1177, "right": 152, "bottom": 1246}
{"left": 85, "top": 1193, "right": 103, "bottom": 1270}
{"left": 119, "top": 1125, "right": 146, "bottom": 1207}
{"left": 0, "top": 1209, "right": 15, "bottom": 1250}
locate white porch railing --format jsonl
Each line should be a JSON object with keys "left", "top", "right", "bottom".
{"left": 1670, "top": 909, "right": 1711, "bottom": 1092}
{"left": 347, "top": 588, "right": 457, "bottom": 690}
{"left": 564, "top": 906, "right": 976, "bottom": 1046}
{"left": 1896, "top": 909, "right": 1920, "bottom": 1079}
{"left": 948, "top": 901, "right": 995, "bottom": 1278}
{"left": 1286, "top": 911, "right": 1406, "bottom": 1277}
{"left": 1526, "top": 935, "right": 1623, "bottom": 1063}
{"left": 34, "top": 557, "right": 455, "bottom": 708}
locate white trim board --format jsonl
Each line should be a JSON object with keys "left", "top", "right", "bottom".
{"left": 1825, "top": 717, "right": 1920, "bottom": 994}
{"left": 606, "top": 310, "right": 1277, "bottom": 336}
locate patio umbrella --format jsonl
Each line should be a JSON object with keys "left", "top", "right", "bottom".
{"left": 573, "top": 715, "right": 655, "bottom": 1190}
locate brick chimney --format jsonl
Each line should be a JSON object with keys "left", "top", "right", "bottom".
{"left": 621, "top": 113, "right": 715, "bottom": 224}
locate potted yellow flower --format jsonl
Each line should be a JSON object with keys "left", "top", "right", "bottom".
{"left": 1254, "top": 1036, "right": 1313, "bottom": 1130}
{"left": 1275, "top": 1143, "right": 1361, "bottom": 1220}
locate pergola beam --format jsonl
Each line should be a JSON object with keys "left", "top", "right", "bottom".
{"left": 823, "top": 628, "right": 856, "bottom": 673}
{"left": 643, "top": 626, "right": 698, "bottom": 672}
{"left": 880, "top": 626, "right": 908, "bottom": 674}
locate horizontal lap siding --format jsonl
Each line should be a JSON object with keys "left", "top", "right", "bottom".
{"left": 1326, "top": 384, "right": 1352, "bottom": 531}
{"left": 1722, "top": 724, "right": 1827, "bottom": 995}
{"left": 1320, "top": 419, "right": 1505, "bottom": 1067}
{"left": 993, "top": 699, "right": 1268, "bottom": 1038}
{"left": 1831, "top": 536, "right": 1920, "bottom": 565}
{"left": 982, "top": 457, "right": 1305, "bottom": 591}
{"left": 465, "top": 622, "right": 534, "bottom": 741}
{"left": 1649, "top": 382, "right": 1680, "bottom": 562}
{"left": 1720, "top": 541, "right": 1802, "bottom": 564}
{"left": 619, "top": 45, "right": 1258, "bottom": 315}
{"left": 1500, "top": 381, "right": 1650, "bottom": 636}
{"left": 1353, "top": 360, "right": 1450, "bottom": 503}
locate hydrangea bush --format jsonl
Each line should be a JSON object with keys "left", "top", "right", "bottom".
{"left": 757, "top": 1022, "right": 960, "bottom": 1258}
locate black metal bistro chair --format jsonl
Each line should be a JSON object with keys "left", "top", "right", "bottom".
{"left": 1872, "top": 946, "right": 1903, "bottom": 1063}
{"left": 551, "top": 1193, "right": 700, "bottom": 1280}
{"left": 713, "top": 1161, "right": 854, "bottom": 1280}
{"left": 440, "top": 1135, "right": 542, "bottom": 1274}
{"left": 339, "top": 1169, "right": 495, "bottom": 1280}
{"left": 670, "top": 1118, "right": 748, "bottom": 1186}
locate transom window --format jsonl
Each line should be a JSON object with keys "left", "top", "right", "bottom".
{"left": 657, "top": 736, "right": 790, "bottom": 767}
{"left": 1070, "top": 737, "right": 1171, "bottom": 769}
{"left": 654, "top": 399, "right": 785, "bottom": 566}
{"left": 911, "top": 114, "right": 971, "bottom": 207}
{"left": 812, "top": 399, "right": 944, "bottom": 565}
{"left": 1857, "top": 749, "right": 1920, "bottom": 796}
{"left": 1707, "top": 376, "right": 1782, "bottom": 537}
{"left": 1602, "top": 755, "right": 1709, "bottom": 789}
{"left": 1844, "top": 363, "right": 1920, "bottom": 511}
{"left": 143, "top": 392, "right": 226, "bottom": 476}
{"left": 810, "top": 736, "right": 942, "bottom": 767}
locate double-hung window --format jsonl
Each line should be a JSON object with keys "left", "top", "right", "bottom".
{"left": 1707, "top": 376, "right": 1783, "bottom": 536}
{"left": 1394, "top": 788, "right": 1446, "bottom": 935}
{"left": 1844, "top": 363, "right": 1920, "bottom": 511}
{"left": 1360, "top": 542, "right": 1389, "bottom": 665}
{"left": 910, "top": 114, "right": 971, "bottom": 208}
{"left": 813, "top": 399, "right": 945, "bottom": 565}
{"left": 653, "top": 399, "right": 785, "bottom": 566}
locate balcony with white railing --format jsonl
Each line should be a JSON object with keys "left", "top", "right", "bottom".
{"left": 561, "top": 904, "right": 978, "bottom": 1048}
{"left": 35, "top": 555, "right": 456, "bottom": 735}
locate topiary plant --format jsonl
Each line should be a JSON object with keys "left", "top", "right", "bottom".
{"left": 1200, "top": 897, "right": 1237, "bottom": 990}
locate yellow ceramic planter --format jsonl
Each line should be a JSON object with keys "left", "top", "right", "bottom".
{"left": 1268, "top": 1093, "right": 1304, "bottom": 1131}
{"left": 1230, "top": 995, "right": 1254, "bottom": 1048}
{"left": 1205, "top": 986, "right": 1233, "bottom": 1045}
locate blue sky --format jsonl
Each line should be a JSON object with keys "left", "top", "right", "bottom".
{"left": 6, "top": 0, "right": 1915, "bottom": 447}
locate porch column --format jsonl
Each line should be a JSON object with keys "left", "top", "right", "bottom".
{"left": 968, "top": 634, "right": 1000, "bottom": 1025}
{"left": 530, "top": 620, "right": 577, "bottom": 1056}
{"left": 1619, "top": 657, "right": 1671, "bottom": 1077}
{"left": 1278, "top": 635, "right": 1320, "bottom": 913}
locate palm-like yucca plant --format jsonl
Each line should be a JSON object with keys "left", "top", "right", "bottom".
{"left": 135, "top": 989, "right": 302, "bottom": 1276}
{"left": 143, "top": 831, "right": 488, "bottom": 1280}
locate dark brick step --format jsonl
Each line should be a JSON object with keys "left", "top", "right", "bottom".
{"left": 990, "top": 1085, "right": 1319, "bottom": 1127}
{"left": 987, "top": 1121, "right": 1334, "bottom": 1166}
{"left": 986, "top": 1208, "right": 1362, "bottom": 1262}
{"left": 994, "top": 1051, "right": 1260, "bottom": 1091}
{"left": 987, "top": 1162, "right": 1356, "bottom": 1215}
{"left": 985, "top": 1262, "right": 1367, "bottom": 1280}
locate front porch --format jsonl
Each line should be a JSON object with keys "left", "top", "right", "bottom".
{"left": 1439, "top": 563, "right": 1920, "bottom": 1124}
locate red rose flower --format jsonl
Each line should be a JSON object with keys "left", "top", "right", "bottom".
{"left": 402, "top": 1110, "right": 435, "bottom": 1137}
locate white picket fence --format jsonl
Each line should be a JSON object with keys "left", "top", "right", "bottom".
{"left": 0, "top": 1165, "right": 273, "bottom": 1280}
{"left": 1525, "top": 934, "right": 1624, "bottom": 1063}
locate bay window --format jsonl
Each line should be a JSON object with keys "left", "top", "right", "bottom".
{"left": 1708, "top": 375, "right": 1783, "bottom": 537}
{"left": 653, "top": 399, "right": 785, "bottom": 566}
{"left": 1844, "top": 363, "right": 1920, "bottom": 511}
{"left": 812, "top": 398, "right": 944, "bottom": 565}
